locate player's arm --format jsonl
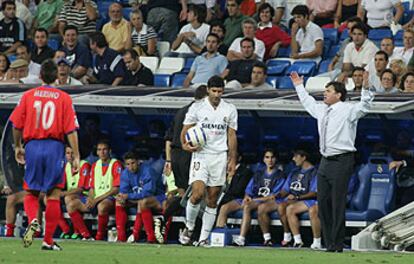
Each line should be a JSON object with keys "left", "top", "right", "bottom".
{"left": 67, "top": 131, "right": 80, "bottom": 173}
{"left": 227, "top": 127, "right": 237, "bottom": 178}
{"left": 180, "top": 124, "right": 198, "bottom": 152}
{"left": 164, "top": 140, "right": 172, "bottom": 175}
{"left": 12, "top": 128, "right": 25, "bottom": 165}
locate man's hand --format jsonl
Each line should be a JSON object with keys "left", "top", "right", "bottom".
{"left": 116, "top": 193, "right": 128, "bottom": 205}
{"left": 242, "top": 196, "right": 252, "bottom": 205}
{"left": 72, "top": 157, "right": 80, "bottom": 174}
{"left": 362, "top": 71, "right": 370, "bottom": 89}
{"left": 291, "top": 22, "right": 299, "bottom": 35}
{"left": 389, "top": 161, "right": 404, "bottom": 171}
{"left": 227, "top": 158, "right": 236, "bottom": 179}
{"left": 180, "top": 8, "right": 188, "bottom": 22}
{"left": 163, "top": 161, "right": 172, "bottom": 176}
{"left": 287, "top": 194, "right": 296, "bottom": 200}
{"left": 86, "top": 198, "right": 96, "bottom": 209}
{"left": 290, "top": 71, "right": 304, "bottom": 86}
{"left": 14, "top": 146, "right": 25, "bottom": 165}
{"left": 182, "top": 141, "right": 199, "bottom": 153}
{"left": 336, "top": 73, "right": 348, "bottom": 84}
{"left": 1, "top": 186, "right": 12, "bottom": 195}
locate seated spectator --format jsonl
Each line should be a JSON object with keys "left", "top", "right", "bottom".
{"left": 130, "top": 9, "right": 158, "bottom": 56}
{"left": 31, "top": 28, "right": 55, "bottom": 65}
{"left": 394, "top": 29, "right": 414, "bottom": 64}
{"left": 122, "top": 49, "right": 154, "bottom": 86}
{"left": 358, "top": 0, "right": 404, "bottom": 29}
{"left": 244, "top": 61, "right": 273, "bottom": 89}
{"left": 53, "top": 50, "right": 66, "bottom": 60}
{"left": 272, "top": 143, "right": 321, "bottom": 249}
{"left": 183, "top": 33, "right": 228, "bottom": 88}
{"left": 365, "top": 38, "right": 403, "bottom": 78}
{"left": 232, "top": 149, "right": 285, "bottom": 247}
{"left": 32, "top": 0, "right": 63, "bottom": 34}
{"left": 367, "top": 50, "right": 389, "bottom": 90}
{"left": 0, "top": 1, "right": 26, "bottom": 55}
{"left": 103, "top": 3, "right": 132, "bottom": 53}
{"left": 0, "top": 59, "right": 41, "bottom": 84}
{"left": 88, "top": 32, "right": 126, "bottom": 86}
{"left": 116, "top": 151, "right": 166, "bottom": 243}
{"left": 169, "top": 4, "right": 210, "bottom": 57}
{"left": 307, "top": 0, "right": 337, "bottom": 27}
{"left": 228, "top": 18, "right": 265, "bottom": 61}
{"left": 58, "top": 0, "right": 98, "bottom": 46}
{"left": 377, "top": 69, "right": 399, "bottom": 94}
{"left": 261, "top": 0, "right": 290, "bottom": 31}
{"left": 400, "top": 71, "right": 414, "bottom": 92}
{"left": 55, "top": 57, "right": 82, "bottom": 85}
{"left": 16, "top": 44, "right": 40, "bottom": 77}
{"left": 334, "top": 0, "right": 360, "bottom": 29}
{"left": 390, "top": 58, "right": 407, "bottom": 87}
{"left": 223, "top": 38, "right": 259, "bottom": 88}
{"left": 255, "top": 3, "right": 291, "bottom": 60}
{"left": 0, "top": 53, "right": 10, "bottom": 81}
{"left": 290, "top": 5, "right": 324, "bottom": 63}
{"left": 201, "top": 20, "right": 229, "bottom": 56}
{"left": 352, "top": 66, "right": 365, "bottom": 91}
{"left": 187, "top": 0, "right": 216, "bottom": 22}
{"left": 60, "top": 25, "right": 92, "bottom": 79}
{"left": 0, "top": 0, "right": 32, "bottom": 31}
{"left": 223, "top": 0, "right": 248, "bottom": 47}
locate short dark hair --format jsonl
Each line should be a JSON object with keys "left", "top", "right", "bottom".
{"left": 347, "top": 16, "right": 363, "bottom": 24}
{"left": 263, "top": 148, "right": 279, "bottom": 160}
{"left": 123, "top": 151, "right": 138, "bottom": 161}
{"left": 381, "top": 69, "right": 397, "bottom": 86}
{"left": 209, "top": 20, "right": 226, "bottom": 35}
{"left": 206, "top": 33, "right": 220, "bottom": 42}
{"left": 96, "top": 139, "right": 111, "bottom": 149}
{"left": 258, "top": 3, "right": 275, "bottom": 18}
{"left": 293, "top": 142, "right": 318, "bottom": 165}
{"left": 252, "top": 61, "right": 267, "bottom": 75}
{"left": 16, "top": 44, "right": 30, "bottom": 54}
{"left": 325, "top": 81, "right": 347, "bottom": 101}
{"left": 352, "top": 66, "right": 365, "bottom": 75}
{"left": 63, "top": 25, "right": 78, "bottom": 35}
{"left": 40, "top": 59, "right": 58, "bottom": 84}
{"left": 400, "top": 72, "right": 414, "bottom": 90}
{"left": 194, "top": 85, "right": 208, "bottom": 100}
{"left": 189, "top": 4, "right": 207, "bottom": 24}
{"left": 375, "top": 50, "right": 389, "bottom": 61}
{"left": 0, "top": 53, "right": 11, "bottom": 73}
{"left": 89, "top": 32, "right": 108, "bottom": 48}
{"left": 124, "top": 48, "right": 139, "bottom": 60}
{"left": 207, "top": 75, "right": 225, "bottom": 88}
{"left": 240, "top": 37, "right": 255, "bottom": 49}
{"left": 1, "top": 0, "right": 15, "bottom": 11}
{"left": 34, "top": 28, "right": 49, "bottom": 38}
{"left": 351, "top": 22, "right": 368, "bottom": 36}
{"left": 291, "top": 5, "right": 309, "bottom": 18}
{"left": 382, "top": 37, "right": 394, "bottom": 45}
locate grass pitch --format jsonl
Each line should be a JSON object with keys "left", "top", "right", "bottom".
{"left": 0, "top": 239, "right": 413, "bottom": 264}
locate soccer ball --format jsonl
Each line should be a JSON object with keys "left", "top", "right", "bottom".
{"left": 185, "top": 126, "right": 207, "bottom": 148}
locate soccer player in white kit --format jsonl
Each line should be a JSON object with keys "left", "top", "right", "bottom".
{"left": 179, "top": 76, "right": 238, "bottom": 246}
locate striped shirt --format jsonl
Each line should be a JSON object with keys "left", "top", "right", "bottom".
{"left": 131, "top": 24, "right": 158, "bottom": 51}
{"left": 58, "top": 1, "right": 98, "bottom": 34}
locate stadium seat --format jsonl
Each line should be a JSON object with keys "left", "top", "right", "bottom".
{"left": 286, "top": 61, "right": 317, "bottom": 76}
{"left": 122, "top": 7, "right": 132, "bottom": 19}
{"left": 181, "top": 57, "right": 195, "bottom": 73}
{"left": 323, "top": 39, "right": 331, "bottom": 59}
{"left": 155, "top": 57, "right": 184, "bottom": 74}
{"left": 277, "top": 76, "right": 294, "bottom": 89}
{"left": 277, "top": 47, "right": 291, "bottom": 58}
{"left": 157, "top": 41, "right": 170, "bottom": 58}
{"left": 265, "top": 76, "right": 278, "bottom": 88}
{"left": 140, "top": 56, "right": 159, "bottom": 73}
{"left": 368, "top": 29, "right": 392, "bottom": 41}
{"left": 48, "top": 39, "right": 60, "bottom": 51}
{"left": 322, "top": 28, "right": 339, "bottom": 44}
{"left": 340, "top": 29, "right": 349, "bottom": 41}
{"left": 154, "top": 74, "right": 171, "bottom": 87}
{"left": 394, "top": 30, "right": 404, "bottom": 41}
{"left": 317, "top": 59, "right": 331, "bottom": 74}
{"left": 266, "top": 60, "right": 291, "bottom": 76}
{"left": 171, "top": 73, "right": 187, "bottom": 88}
{"left": 327, "top": 44, "right": 340, "bottom": 59}
{"left": 305, "top": 76, "right": 331, "bottom": 92}
{"left": 7, "top": 54, "right": 17, "bottom": 63}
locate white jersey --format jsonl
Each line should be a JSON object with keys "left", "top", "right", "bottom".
{"left": 183, "top": 97, "right": 237, "bottom": 154}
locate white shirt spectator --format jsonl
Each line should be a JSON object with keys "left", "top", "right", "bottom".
{"left": 393, "top": 47, "right": 414, "bottom": 64}
{"left": 343, "top": 39, "right": 379, "bottom": 67}
{"left": 228, "top": 37, "right": 266, "bottom": 61}
{"left": 256, "top": 0, "right": 290, "bottom": 28}
{"left": 175, "top": 23, "right": 210, "bottom": 54}
{"left": 20, "top": 74, "right": 41, "bottom": 84}
{"left": 361, "top": 0, "right": 401, "bottom": 28}
{"left": 295, "top": 21, "right": 324, "bottom": 62}
{"left": 188, "top": 0, "right": 216, "bottom": 8}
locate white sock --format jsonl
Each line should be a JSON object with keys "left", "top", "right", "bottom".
{"left": 199, "top": 206, "right": 217, "bottom": 241}
{"left": 283, "top": 232, "right": 292, "bottom": 242}
{"left": 294, "top": 234, "right": 302, "bottom": 244}
{"left": 263, "top": 233, "right": 271, "bottom": 241}
{"left": 313, "top": 237, "right": 321, "bottom": 245}
{"left": 185, "top": 201, "right": 200, "bottom": 231}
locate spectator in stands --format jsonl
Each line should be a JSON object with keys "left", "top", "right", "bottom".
{"left": 0, "top": 59, "right": 41, "bottom": 84}
{"left": 377, "top": 69, "right": 399, "bottom": 94}
{"left": 338, "top": 22, "right": 378, "bottom": 83}
{"left": 255, "top": 3, "right": 291, "bottom": 60}
{"left": 130, "top": 9, "right": 158, "bottom": 56}
{"left": 0, "top": 0, "right": 32, "bottom": 31}
{"left": 187, "top": 0, "right": 216, "bottom": 22}
{"left": 146, "top": 0, "right": 187, "bottom": 44}
{"left": 307, "top": 0, "right": 337, "bottom": 27}
{"left": 58, "top": 0, "right": 98, "bottom": 47}
{"left": 223, "top": 38, "right": 258, "bottom": 88}
{"left": 54, "top": 57, "right": 82, "bottom": 85}
{"left": 367, "top": 50, "right": 389, "bottom": 90}
{"left": 88, "top": 140, "right": 123, "bottom": 241}
{"left": 390, "top": 58, "right": 407, "bottom": 87}
{"left": 31, "top": 28, "right": 55, "bottom": 65}
{"left": 358, "top": 0, "right": 404, "bottom": 29}
{"left": 244, "top": 61, "right": 273, "bottom": 89}
{"left": 394, "top": 29, "right": 414, "bottom": 64}
{"left": 183, "top": 33, "right": 228, "bottom": 88}
{"left": 0, "top": 1, "right": 26, "bottom": 55}
{"left": 60, "top": 25, "right": 92, "bottom": 80}
{"left": 103, "top": 3, "right": 132, "bottom": 53}
{"left": 53, "top": 50, "right": 66, "bottom": 60}
{"left": 88, "top": 32, "right": 126, "bottom": 86}
{"left": 16, "top": 44, "right": 40, "bottom": 77}
{"left": 270, "top": 143, "right": 321, "bottom": 249}
{"left": 122, "top": 49, "right": 154, "bottom": 86}
{"left": 169, "top": 4, "right": 210, "bottom": 57}
{"left": 0, "top": 53, "right": 10, "bottom": 81}
{"left": 258, "top": 0, "right": 289, "bottom": 31}
{"left": 365, "top": 38, "right": 401, "bottom": 79}
{"left": 352, "top": 66, "right": 365, "bottom": 91}
{"left": 400, "top": 71, "right": 414, "bottom": 92}
{"left": 32, "top": 0, "right": 63, "bottom": 34}
{"left": 228, "top": 18, "right": 265, "bottom": 61}
{"left": 232, "top": 149, "right": 285, "bottom": 247}
{"left": 223, "top": 0, "right": 248, "bottom": 47}
{"left": 290, "top": 5, "right": 324, "bottom": 63}
{"left": 334, "top": 0, "right": 361, "bottom": 29}
{"left": 201, "top": 21, "right": 229, "bottom": 56}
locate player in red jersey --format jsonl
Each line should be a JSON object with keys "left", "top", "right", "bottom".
{"left": 9, "top": 59, "right": 80, "bottom": 251}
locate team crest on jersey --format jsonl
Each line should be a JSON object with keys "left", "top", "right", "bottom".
{"left": 290, "top": 181, "right": 305, "bottom": 192}
{"left": 193, "top": 161, "right": 200, "bottom": 171}
{"left": 117, "top": 167, "right": 122, "bottom": 174}
{"left": 82, "top": 168, "right": 88, "bottom": 176}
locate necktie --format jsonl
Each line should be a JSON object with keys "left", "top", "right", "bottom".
{"left": 321, "top": 107, "right": 332, "bottom": 154}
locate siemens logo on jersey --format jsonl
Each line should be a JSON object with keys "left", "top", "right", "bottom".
{"left": 201, "top": 123, "right": 227, "bottom": 130}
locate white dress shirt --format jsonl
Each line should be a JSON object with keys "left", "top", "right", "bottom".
{"left": 294, "top": 84, "right": 375, "bottom": 157}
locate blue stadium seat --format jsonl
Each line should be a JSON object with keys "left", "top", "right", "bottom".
{"left": 340, "top": 29, "right": 349, "bottom": 40}
{"left": 287, "top": 61, "right": 317, "bottom": 76}
{"left": 266, "top": 76, "right": 278, "bottom": 88}
{"left": 368, "top": 29, "right": 392, "bottom": 41}
{"left": 7, "top": 54, "right": 17, "bottom": 63}
{"left": 181, "top": 58, "right": 195, "bottom": 73}
{"left": 394, "top": 30, "right": 404, "bottom": 41}
{"left": 266, "top": 60, "right": 291, "bottom": 76}
{"left": 277, "top": 47, "right": 291, "bottom": 57}
{"left": 322, "top": 28, "right": 339, "bottom": 44}
{"left": 277, "top": 76, "right": 294, "bottom": 89}
{"left": 122, "top": 7, "right": 132, "bottom": 19}
{"left": 394, "top": 40, "right": 404, "bottom": 47}
{"left": 154, "top": 74, "right": 171, "bottom": 87}
{"left": 317, "top": 59, "right": 331, "bottom": 74}
{"left": 323, "top": 39, "right": 331, "bottom": 59}
{"left": 48, "top": 39, "right": 60, "bottom": 51}
{"left": 327, "top": 44, "right": 340, "bottom": 58}
{"left": 171, "top": 73, "right": 187, "bottom": 88}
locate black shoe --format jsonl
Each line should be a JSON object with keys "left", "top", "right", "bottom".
{"left": 41, "top": 241, "right": 62, "bottom": 251}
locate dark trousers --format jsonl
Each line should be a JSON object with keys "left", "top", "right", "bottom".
{"left": 317, "top": 152, "right": 355, "bottom": 251}
{"left": 171, "top": 148, "right": 191, "bottom": 189}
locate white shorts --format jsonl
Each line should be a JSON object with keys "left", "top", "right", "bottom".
{"left": 188, "top": 152, "right": 227, "bottom": 187}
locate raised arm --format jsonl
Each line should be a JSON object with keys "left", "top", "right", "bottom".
{"left": 349, "top": 71, "right": 374, "bottom": 122}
